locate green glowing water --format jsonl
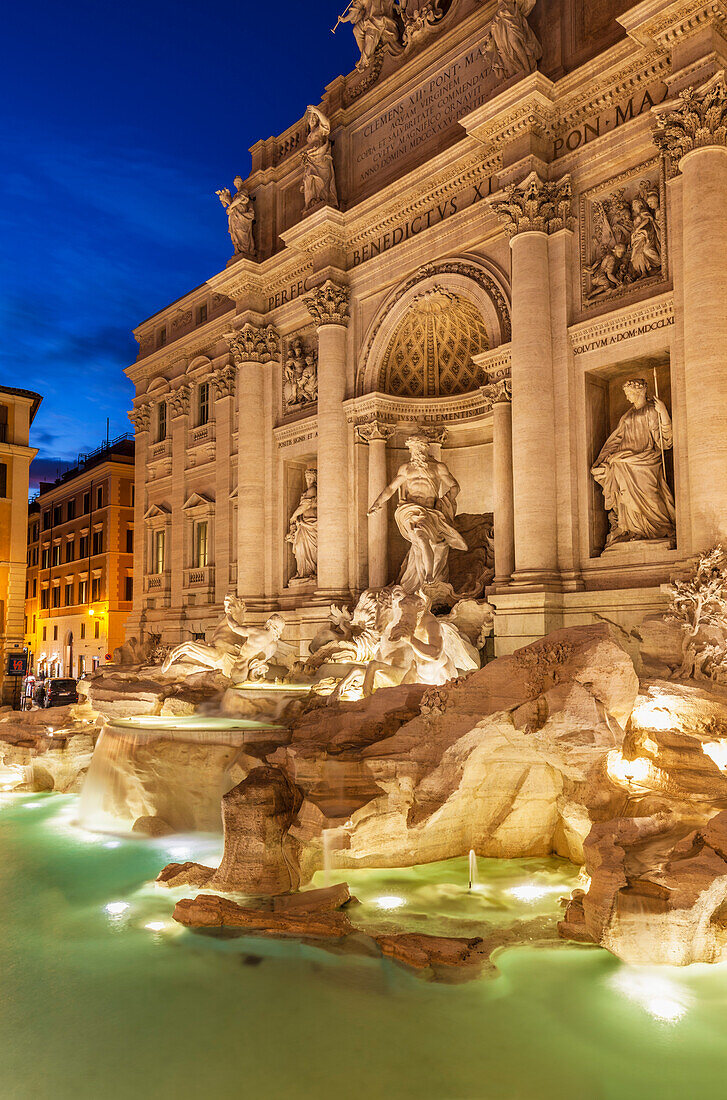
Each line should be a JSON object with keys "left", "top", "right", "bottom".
{"left": 2, "top": 792, "right": 726, "bottom": 1100}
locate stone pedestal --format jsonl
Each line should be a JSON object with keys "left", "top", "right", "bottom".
{"left": 306, "top": 281, "right": 350, "bottom": 598}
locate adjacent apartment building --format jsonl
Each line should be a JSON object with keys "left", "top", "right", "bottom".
{"left": 24, "top": 437, "right": 135, "bottom": 679}
{"left": 0, "top": 386, "right": 42, "bottom": 705}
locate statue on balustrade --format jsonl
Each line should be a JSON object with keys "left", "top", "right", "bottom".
{"left": 482, "top": 0, "right": 542, "bottom": 78}
{"left": 301, "top": 107, "right": 338, "bottom": 212}
{"left": 286, "top": 469, "right": 318, "bottom": 582}
{"left": 216, "top": 177, "right": 256, "bottom": 258}
{"left": 591, "top": 378, "right": 676, "bottom": 550}
{"left": 161, "top": 595, "right": 286, "bottom": 681}
{"left": 337, "top": 0, "right": 400, "bottom": 70}
{"left": 368, "top": 435, "right": 467, "bottom": 591}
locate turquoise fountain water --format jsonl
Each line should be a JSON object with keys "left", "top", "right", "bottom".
{"left": 2, "top": 790, "right": 727, "bottom": 1099}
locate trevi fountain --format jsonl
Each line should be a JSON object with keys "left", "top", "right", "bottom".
{"left": 6, "top": 0, "right": 727, "bottom": 1096}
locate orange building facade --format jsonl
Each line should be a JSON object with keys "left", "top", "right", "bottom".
{"left": 24, "top": 438, "right": 135, "bottom": 679}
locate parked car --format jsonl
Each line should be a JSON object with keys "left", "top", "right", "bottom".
{"left": 34, "top": 678, "right": 78, "bottom": 708}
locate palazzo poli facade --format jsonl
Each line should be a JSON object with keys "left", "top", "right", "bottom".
{"left": 126, "top": 0, "right": 727, "bottom": 656}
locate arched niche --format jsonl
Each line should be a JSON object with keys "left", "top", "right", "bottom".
{"left": 356, "top": 257, "right": 511, "bottom": 397}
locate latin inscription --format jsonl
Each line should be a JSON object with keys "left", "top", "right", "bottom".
{"left": 553, "top": 85, "right": 669, "bottom": 158}
{"left": 352, "top": 45, "right": 499, "bottom": 189}
{"left": 572, "top": 314, "right": 674, "bottom": 356}
{"left": 268, "top": 279, "right": 309, "bottom": 313}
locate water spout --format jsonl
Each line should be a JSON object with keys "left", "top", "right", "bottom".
{"left": 468, "top": 849, "right": 478, "bottom": 891}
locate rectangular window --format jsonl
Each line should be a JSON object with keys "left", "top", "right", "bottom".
{"left": 66, "top": 540, "right": 74, "bottom": 563}
{"left": 32, "top": 615, "right": 36, "bottom": 632}
{"left": 52, "top": 545, "right": 60, "bottom": 567}
{"left": 0, "top": 462, "right": 7, "bottom": 498}
{"left": 197, "top": 303, "right": 208, "bottom": 325}
{"left": 157, "top": 402, "right": 167, "bottom": 442}
{"left": 91, "top": 577, "right": 101, "bottom": 602}
{"left": 32, "top": 547, "right": 38, "bottom": 566}
{"left": 0, "top": 404, "right": 7, "bottom": 444}
{"left": 159, "top": 326, "right": 167, "bottom": 348}
{"left": 126, "top": 528, "right": 134, "bottom": 554}
{"left": 53, "top": 625, "right": 58, "bottom": 641}
{"left": 32, "top": 579, "right": 37, "bottom": 597}
{"left": 79, "top": 535, "right": 88, "bottom": 558}
{"left": 53, "top": 506, "right": 62, "bottom": 526}
{"left": 194, "top": 521, "right": 209, "bottom": 568}
{"left": 83, "top": 492, "right": 90, "bottom": 515}
{"left": 94, "top": 621, "right": 100, "bottom": 639}
{"left": 64, "top": 583, "right": 73, "bottom": 606}
{"left": 124, "top": 576, "right": 133, "bottom": 601}
{"left": 67, "top": 499, "right": 76, "bottom": 521}
{"left": 41, "top": 547, "right": 50, "bottom": 569}
{"left": 78, "top": 655, "right": 85, "bottom": 674}
{"left": 51, "top": 587, "right": 61, "bottom": 608}
{"left": 43, "top": 511, "right": 51, "bottom": 530}
{"left": 96, "top": 486, "right": 103, "bottom": 510}
{"left": 42, "top": 626, "right": 47, "bottom": 641}
{"left": 198, "top": 383, "right": 210, "bottom": 426}
{"left": 24, "top": 616, "right": 27, "bottom": 634}
{"left": 80, "top": 622, "right": 86, "bottom": 640}
{"left": 41, "top": 590, "right": 49, "bottom": 610}
{"left": 32, "top": 524, "right": 39, "bottom": 542}
{"left": 92, "top": 529, "right": 103, "bottom": 556}
{"left": 25, "top": 579, "right": 29, "bottom": 598}
{"left": 131, "top": 484, "right": 135, "bottom": 507}
{"left": 154, "top": 530, "right": 166, "bottom": 574}
{"left": 78, "top": 579, "right": 88, "bottom": 604}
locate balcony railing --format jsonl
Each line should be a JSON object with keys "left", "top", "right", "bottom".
{"left": 187, "top": 421, "right": 216, "bottom": 449}
{"left": 148, "top": 438, "right": 172, "bottom": 462}
{"left": 184, "top": 565, "right": 215, "bottom": 591}
{"left": 144, "top": 570, "right": 171, "bottom": 596}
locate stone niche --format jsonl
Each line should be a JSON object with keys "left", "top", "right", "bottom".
{"left": 585, "top": 358, "right": 673, "bottom": 558}
{"left": 284, "top": 457, "right": 317, "bottom": 590}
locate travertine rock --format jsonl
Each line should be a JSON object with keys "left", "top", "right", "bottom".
{"left": 208, "top": 767, "right": 304, "bottom": 894}
{"left": 156, "top": 862, "right": 216, "bottom": 889}
{"left": 173, "top": 894, "right": 353, "bottom": 938}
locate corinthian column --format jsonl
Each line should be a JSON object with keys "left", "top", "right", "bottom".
{"left": 211, "top": 363, "right": 236, "bottom": 604}
{"left": 168, "top": 384, "right": 190, "bottom": 618}
{"left": 484, "top": 381, "right": 515, "bottom": 585}
{"left": 490, "top": 172, "right": 574, "bottom": 586}
{"left": 305, "top": 281, "right": 350, "bottom": 597}
{"left": 357, "top": 421, "right": 394, "bottom": 588}
{"left": 226, "top": 323, "right": 279, "bottom": 604}
{"left": 128, "top": 402, "right": 151, "bottom": 632}
{"left": 655, "top": 73, "right": 727, "bottom": 549}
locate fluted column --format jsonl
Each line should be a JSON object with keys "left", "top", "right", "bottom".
{"left": 655, "top": 73, "right": 727, "bottom": 549}
{"left": 491, "top": 172, "right": 574, "bottom": 587}
{"left": 305, "top": 281, "right": 350, "bottom": 596}
{"left": 212, "top": 363, "right": 236, "bottom": 603}
{"left": 486, "top": 382, "right": 515, "bottom": 585}
{"left": 357, "top": 422, "right": 394, "bottom": 589}
{"left": 226, "top": 324, "right": 279, "bottom": 605}
{"left": 127, "top": 402, "right": 151, "bottom": 634}
{"left": 168, "top": 384, "right": 190, "bottom": 619}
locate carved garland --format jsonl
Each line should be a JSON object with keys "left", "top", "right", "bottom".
{"left": 357, "top": 260, "right": 511, "bottom": 396}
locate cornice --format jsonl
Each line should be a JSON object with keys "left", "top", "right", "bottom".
{"left": 618, "top": 0, "right": 727, "bottom": 50}
{"left": 273, "top": 415, "right": 319, "bottom": 450}
{"left": 343, "top": 388, "right": 495, "bottom": 426}
{"left": 568, "top": 291, "right": 674, "bottom": 353}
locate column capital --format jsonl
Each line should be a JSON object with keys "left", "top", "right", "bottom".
{"left": 489, "top": 171, "right": 575, "bottom": 238}
{"left": 225, "top": 322, "right": 280, "bottom": 365}
{"left": 305, "top": 280, "right": 350, "bottom": 328}
{"left": 128, "top": 403, "right": 151, "bottom": 434}
{"left": 653, "top": 71, "right": 727, "bottom": 170}
{"left": 484, "top": 378, "right": 512, "bottom": 405}
{"left": 168, "top": 384, "right": 190, "bottom": 420}
{"left": 356, "top": 421, "right": 395, "bottom": 444}
{"left": 211, "top": 363, "right": 237, "bottom": 400}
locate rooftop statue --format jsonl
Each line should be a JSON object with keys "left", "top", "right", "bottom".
{"left": 482, "top": 0, "right": 542, "bottom": 78}
{"left": 286, "top": 468, "right": 318, "bottom": 582}
{"left": 161, "top": 595, "right": 286, "bottom": 682}
{"left": 335, "top": 0, "right": 400, "bottom": 70}
{"left": 301, "top": 106, "right": 339, "bottom": 212}
{"left": 591, "top": 378, "right": 676, "bottom": 550}
{"left": 216, "top": 178, "right": 256, "bottom": 258}
{"left": 368, "top": 435, "right": 467, "bottom": 591}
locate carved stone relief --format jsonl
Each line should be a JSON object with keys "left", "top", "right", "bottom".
{"left": 283, "top": 335, "right": 318, "bottom": 414}
{"left": 580, "top": 161, "right": 666, "bottom": 308}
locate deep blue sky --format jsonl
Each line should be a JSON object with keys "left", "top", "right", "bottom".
{"left": 0, "top": 0, "right": 357, "bottom": 489}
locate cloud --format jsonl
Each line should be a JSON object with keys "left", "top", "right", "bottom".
{"left": 29, "top": 457, "right": 76, "bottom": 493}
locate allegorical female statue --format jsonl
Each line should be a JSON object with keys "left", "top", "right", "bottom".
{"left": 216, "top": 177, "right": 256, "bottom": 257}
{"left": 591, "top": 378, "right": 676, "bottom": 549}
{"left": 483, "top": 0, "right": 542, "bottom": 78}
{"left": 368, "top": 436, "right": 467, "bottom": 591}
{"left": 287, "top": 468, "right": 318, "bottom": 581}
{"left": 337, "top": 0, "right": 400, "bottom": 70}
{"left": 301, "top": 107, "right": 338, "bottom": 212}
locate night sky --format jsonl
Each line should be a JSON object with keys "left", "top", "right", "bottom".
{"left": 1, "top": 0, "right": 357, "bottom": 490}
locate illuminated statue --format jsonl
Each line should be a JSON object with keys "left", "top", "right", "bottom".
{"left": 483, "top": 0, "right": 542, "bottom": 78}
{"left": 337, "top": 0, "right": 400, "bottom": 70}
{"left": 301, "top": 107, "right": 338, "bottom": 212}
{"left": 216, "top": 178, "right": 256, "bottom": 257}
{"left": 161, "top": 595, "right": 286, "bottom": 681}
{"left": 287, "top": 469, "right": 318, "bottom": 581}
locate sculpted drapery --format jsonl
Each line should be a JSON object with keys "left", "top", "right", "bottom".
{"left": 287, "top": 469, "right": 318, "bottom": 581}
{"left": 591, "top": 379, "right": 675, "bottom": 548}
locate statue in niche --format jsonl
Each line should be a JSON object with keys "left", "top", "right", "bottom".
{"left": 301, "top": 107, "right": 338, "bottom": 212}
{"left": 586, "top": 179, "right": 662, "bottom": 302}
{"left": 283, "top": 340, "right": 318, "bottom": 411}
{"left": 286, "top": 469, "right": 318, "bottom": 582}
{"left": 160, "top": 594, "right": 286, "bottom": 681}
{"left": 481, "top": 0, "right": 542, "bottom": 79}
{"left": 368, "top": 435, "right": 467, "bottom": 591}
{"left": 591, "top": 378, "right": 676, "bottom": 551}
{"left": 337, "top": 0, "right": 400, "bottom": 70}
{"left": 216, "top": 178, "right": 256, "bottom": 258}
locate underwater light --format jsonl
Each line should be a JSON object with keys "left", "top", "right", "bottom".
{"left": 509, "top": 884, "right": 549, "bottom": 902}
{"left": 104, "top": 902, "right": 129, "bottom": 916}
{"left": 609, "top": 970, "right": 692, "bottom": 1023}
{"left": 145, "top": 922, "right": 166, "bottom": 932}
{"left": 703, "top": 742, "right": 727, "bottom": 771}
{"left": 103, "top": 841, "right": 121, "bottom": 850}
{"left": 376, "top": 895, "right": 406, "bottom": 910}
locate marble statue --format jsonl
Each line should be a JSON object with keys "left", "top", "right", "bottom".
{"left": 337, "top": 0, "right": 400, "bottom": 70}
{"left": 283, "top": 340, "right": 318, "bottom": 410}
{"left": 161, "top": 594, "right": 286, "bottom": 681}
{"left": 286, "top": 469, "right": 318, "bottom": 582}
{"left": 591, "top": 378, "right": 676, "bottom": 549}
{"left": 586, "top": 180, "right": 662, "bottom": 301}
{"left": 301, "top": 107, "right": 338, "bottom": 212}
{"left": 368, "top": 435, "right": 467, "bottom": 591}
{"left": 216, "top": 178, "right": 256, "bottom": 258}
{"left": 482, "top": 0, "right": 542, "bottom": 78}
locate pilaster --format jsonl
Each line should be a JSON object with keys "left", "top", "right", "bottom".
{"left": 357, "top": 421, "right": 395, "bottom": 589}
